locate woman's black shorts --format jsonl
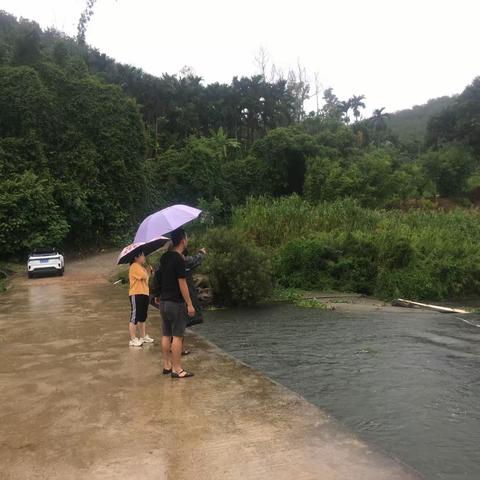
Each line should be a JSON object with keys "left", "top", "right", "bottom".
{"left": 129, "top": 294, "right": 149, "bottom": 324}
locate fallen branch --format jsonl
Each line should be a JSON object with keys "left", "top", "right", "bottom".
{"left": 392, "top": 298, "right": 468, "bottom": 314}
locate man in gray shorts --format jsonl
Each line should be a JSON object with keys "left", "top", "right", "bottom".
{"left": 158, "top": 228, "right": 195, "bottom": 378}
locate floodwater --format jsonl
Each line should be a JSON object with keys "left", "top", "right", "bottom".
{"left": 196, "top": 304, "right": 480, "bottom": 480}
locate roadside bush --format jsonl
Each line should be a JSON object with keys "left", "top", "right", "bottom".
{"left": 202, "top": 228, "right": 273, "bottom": 306}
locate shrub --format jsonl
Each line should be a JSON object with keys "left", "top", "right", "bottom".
{"left": 275, "top": 233, "right": 340, "bottom": 290}
{"left": 377, "top": 234, "right": 415, "bottom": 269}
{"left": 202, "top": 228, "right": 273, "bottom": 306}
{"left": 276, "top": 232, "right": 379, "bottom": 294}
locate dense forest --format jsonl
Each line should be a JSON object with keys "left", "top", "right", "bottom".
{"left": 1, "top": 11, "right": 480, "bottom": 302}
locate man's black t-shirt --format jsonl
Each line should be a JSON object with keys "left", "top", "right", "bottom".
{"left": 160, "top": 251, "right": 186, "bottom": 303}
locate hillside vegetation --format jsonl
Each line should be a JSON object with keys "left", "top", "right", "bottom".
{"left": 386, "top": 96, "right": 455, "bottom": 144}
{"left": 1, "top": 11, "right": 480, "bottom": 303}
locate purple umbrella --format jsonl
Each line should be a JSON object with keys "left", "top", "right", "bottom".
{"left": 134, "top": 204, "right": 202, "bottom": 243}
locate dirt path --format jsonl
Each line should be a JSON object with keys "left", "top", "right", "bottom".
{"left": 0, "top": 252, "right": 419, "bottom": 480}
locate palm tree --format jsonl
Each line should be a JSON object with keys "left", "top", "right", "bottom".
{"left": 350, "top": 95, "right": 366, "bottom": 123}
{"left": 370, "top": 107, "right": 390, "bottom": 131}
{"left": 341, "top": 99, "right": 352, "bottom": 124}
{"left": 210, "top": 127, "right": 240, "bottom": 160}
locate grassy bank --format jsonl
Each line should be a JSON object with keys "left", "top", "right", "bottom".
{"left": 0, "top": 262, "right": 24, "bottom": 292}
{"left": 226, "top": 196, "right": 480, "bottom": 301}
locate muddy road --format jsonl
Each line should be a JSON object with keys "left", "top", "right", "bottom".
{"left": 0, "top": 252, "right": 418, "bottom": 480}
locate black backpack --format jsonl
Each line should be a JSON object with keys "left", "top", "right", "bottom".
{"left": 150, "top": 265, "right": 162, "bottom": 297}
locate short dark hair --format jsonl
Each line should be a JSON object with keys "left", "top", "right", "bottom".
{"left": 171, "top": 227, "right": 186, "bottom": 247}
{"left": 130, "top": 251, "right": 144, "bottom": 265}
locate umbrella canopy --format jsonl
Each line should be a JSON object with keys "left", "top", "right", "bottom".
{"left": 134, "top": 204, "right": 202, "bottom": 243}
{"left": 117, "top": 236, "right": 169, "bottom": 265}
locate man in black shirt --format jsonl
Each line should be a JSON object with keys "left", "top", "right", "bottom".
{"left": 158, "top": 228, "right": 195, "bottom": 378}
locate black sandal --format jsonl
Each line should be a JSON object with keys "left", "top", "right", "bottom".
{"left": 171, "top": 369, "right": 194, "bottom": 379}
{"left": 162, "top": 368, "right": 172, "bottom": 375}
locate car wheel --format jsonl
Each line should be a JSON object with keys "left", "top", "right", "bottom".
{"left": 28, "top": 272, "right": 34, "bottom": 279}
{"left": 59, "top": 268, "right": 64, "bottom": 276}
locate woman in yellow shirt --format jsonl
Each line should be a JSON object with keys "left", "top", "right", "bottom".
{"left": 128, "top": 252, "right": 154, "bottom": 347}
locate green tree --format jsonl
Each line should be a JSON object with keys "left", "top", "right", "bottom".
{"left": 153, "top": 131, "right": 238, "bottom": 206}
{"left": 427, "top": 77, "right": 480, "bottom": 155}
{"left": 370, "top": 107, "right": 390, "bottom": 130}
{"left": 369, "top": 108, "right": 391, "bottom": 146}
{"left": 305, "top": 149, "right": 421, "bottom": 207}
{"left": 304, "top": 156, "right": 352, "bottom": 202}
{"left": 350, "top": 95, "right": 366, "bottom": 123}
{"left": 420, "top": 145, "right": 477, "bottom": 197}
{"left": 0, "top": 172, "right": 69, "bottom": 255}
{"left": 251, "top": 127, "right": 319, "bottom": 195}
{"left": 13, "top": 19, "right": 42, "bottom": 65}
{"left": 77, "top": 0, "right": 98, "bottom": 45}
{"left": 0, "top": 66, "right": 51, "bottom": 137}
{"left": 322, "top": 88, "right": 344, "bottom": 122}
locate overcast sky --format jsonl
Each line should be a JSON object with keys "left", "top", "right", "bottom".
{"left": 2, "top": 0, "right": 480, "bottom": 114}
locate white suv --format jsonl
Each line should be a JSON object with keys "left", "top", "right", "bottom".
{"left": 27, "top": 249, "right": 65, "bottom": 278}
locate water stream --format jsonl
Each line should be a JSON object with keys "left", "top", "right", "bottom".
{"left": 196, "top": 304, "right": 480, "bottom": 480}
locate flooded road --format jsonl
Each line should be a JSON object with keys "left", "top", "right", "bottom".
{"left": 196, "top": 304, "right": 480, "bottom": 480}
{"left": 0, "top": 253, "right": 418, "bottom": 479}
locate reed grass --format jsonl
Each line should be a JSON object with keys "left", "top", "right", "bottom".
{"left": 231, "top": 196, "right": 480, "bottom": 300}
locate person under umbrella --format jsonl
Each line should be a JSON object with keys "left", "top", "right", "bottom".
{"left": 149, "top": 243, "right": 206, "bottom": 355}
{"left": 157, "top": 228, "right": 195, "bottom": 378}
{"left": 117, "top": 237, "right": 168, "bottom": 347}
{"left": 128, "top": 252, "right": 154, "bottom": 347}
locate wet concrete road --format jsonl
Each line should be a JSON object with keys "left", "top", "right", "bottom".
{"left": 0, "top": 253, "right": 419, "bottom": 479}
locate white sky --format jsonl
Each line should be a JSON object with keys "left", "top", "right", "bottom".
{"left": 1, "top": 0, "right": 479, "bottom": 114}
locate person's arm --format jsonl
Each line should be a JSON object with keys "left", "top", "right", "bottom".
{"left": 179, "top": 278, "right": 195, "bottom": 317}
{"left": 185, "top": 251, "right": 205, "bottom": 271}
{"left": 185, "top": 248, "right": 206, "bottom": 272}
{"left": 175, "top": 254, "right": 195, "bottom": 317}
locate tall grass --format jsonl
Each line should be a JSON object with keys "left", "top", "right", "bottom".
{"left": 233, "top": 195, "right": 382, "bottom": 247}
{"left": 231, "top": 196, "right": 480, "bottom": 301}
